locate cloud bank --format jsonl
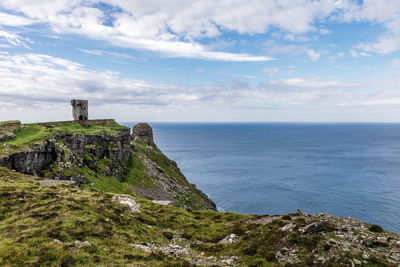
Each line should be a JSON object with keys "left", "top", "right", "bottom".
{"left": 1, "top": 0, "right": 399, "bottom": 60}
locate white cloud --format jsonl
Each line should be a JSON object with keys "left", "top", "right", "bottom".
{"left": 79, "top": 48, "right": 145, "bottom": 61}
{"left": 263, "top": 67, "right": 279, "bottom": 77}
{"left": 264, "top": 40, "right": 309, "bottom": 55}
{"left": 306, "top": 49, "right": 320, "bottom": 61}
{"left": 342, "top": 1, "right": 400, "bottom": 54}
{"left": 349, "top": 49, "right": 371, "bottom": 58}
{"left": 0, "top": 0, "right": 285, "bottom": 61}
{"left": 0, "top": 30, "right": 31, "bottom": 48}
{"left": 1, "top": 0, "right": 400, "bottom": 58}
{"left": 0, "top": 11, "right": 36, "bottom": 26}
{"left": 1, "top": 52, "right": 398, "bottom": 114}
{"left": 319, "top": 28, "right": 331, "bottom": 35}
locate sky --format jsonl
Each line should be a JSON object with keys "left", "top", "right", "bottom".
{"left": 0, "top": 0, "right": 400, "bottom": 123}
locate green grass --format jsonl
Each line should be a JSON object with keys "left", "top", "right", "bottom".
{"left": 131, "top": 139, "right": 216, "bottom": 209}
{"left": 369, "top": 224, "right": 384, "bottom": 233}
{"left": 0, "top": 167, "right": 395, "bottom": 266}
{"left": 7, "top": 125, "right": 48, "bottom": 146}
{"left": 0, "top": 125, "right": 50, "bottom": 157}
{"left": 0, "top": 167, "right": 252, "bottom": 266}
{"left": 0, "top": 120, "right": 20, "bottom": 127}
{"left": 0, "top": 121, "right": 129, "bottom": 158}
{"left": 80, "top": 166, "right": 132, "bottom": 195}
{"left": 124, "top": 157, "right": 156, "bottom": 188}
{"left": 52, "top": 121, "right": 127, "bottom": 135}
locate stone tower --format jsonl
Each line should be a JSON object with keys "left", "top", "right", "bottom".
{"left": 71, "top": 99, "right": 88, "bottom": 121}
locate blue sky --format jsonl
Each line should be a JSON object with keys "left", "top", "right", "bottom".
{"left": 0, "top": 0, "right": 400, "bottom": 122}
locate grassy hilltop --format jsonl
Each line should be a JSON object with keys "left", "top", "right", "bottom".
{"left": 0, "top": 120, "right": 399, "bottom": 266}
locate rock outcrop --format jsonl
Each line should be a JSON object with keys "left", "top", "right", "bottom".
{"left": 130, "top": 123, "right": 217, "bottom": 210}
{"left": 0, "top": 129, "right": 131, "bottom": 181}
{"left": 0, "top": 120, "right": 216, "bottom": 210}
{"left": 50, "top": 130, "right": 131, "bottom": 180}
{"left": 0, "top": 131, "right": 15, "bottom": 142}
{"left": 131, "top": 122, "right": 155, "bottom": 146}
{"left": 0, "top": 140, "right": 57, "bottom": 176}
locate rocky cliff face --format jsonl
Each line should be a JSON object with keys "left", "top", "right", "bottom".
{"left": 128, "top": 123, "right": 216, "bottom": 210}
{"left": 0, "top": 127, "right": 131, "bottom": 181}
{"left": 0, "top": 120, "right": 216, "bottom": 210}
{"left": 50, "top": 130, "right": 131, "bottom": 181}
{"left": 0, "top": 140, "right": 56, "bottom": 176}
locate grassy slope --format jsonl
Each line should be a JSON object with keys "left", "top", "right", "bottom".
{"left": 0, "top": 121, "right": 128, "bottom": 158}
{"left": 0, "top": 167, "right": 253, "bottom": 266}
{"left": 129, "top": 139, "right": 216, "bottom": 210}
{"left": 0, "top": 167, "right": 394, "bottom": 266}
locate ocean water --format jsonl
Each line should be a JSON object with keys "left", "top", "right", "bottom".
{"left": 122, "top": 123, "right": 400, "bottom": 233}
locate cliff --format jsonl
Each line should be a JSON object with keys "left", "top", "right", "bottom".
{"left": 0, "top": 120, "right": 215, "bottom": 210}
{"left": 0, "top": 120, "right": 399, "bottom": 266}
{"left": 128, "top": 123, "right": 216, "bottom": 210}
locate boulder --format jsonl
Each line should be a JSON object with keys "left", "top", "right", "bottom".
{"left": 301, "top": 221, "right": 327, "bottom": 234}
{"left": 0, "top": 131, "right": 15, "bottom": 142}
{"left": 218, "top": 234, "right": 239, "bottom": 244}
{"left": 280, "top": 222, "right": 296, "bottom": 232}
{"left": 113, "top": 195, "right": 140, "bottom": 213}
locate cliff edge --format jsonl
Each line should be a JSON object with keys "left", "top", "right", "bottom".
{"left": 0, "top": 120, "right": 216, "bottom": 210}
{"left": 0, "top": 120, "right": 399, "bottom": 266}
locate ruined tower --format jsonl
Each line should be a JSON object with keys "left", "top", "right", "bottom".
{"left": 71, "top": 99, "right": 88, "bottom": 121}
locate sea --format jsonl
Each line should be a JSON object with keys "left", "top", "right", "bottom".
{"left": 122, "top": 122, "right": 400, "bottom": 233}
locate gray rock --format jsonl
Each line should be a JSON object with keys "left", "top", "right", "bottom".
{"left": 302, "top": 221, "right": 327, "bottom": 234}
{"left": 0, "top": 131, "right": 15, "bottom": 141}
{"left": 113, "top": 195, "right": 140, "bottom": 213}
{"left": 0, "top": 129, "right": 131, "bottom": 181}
{"left": 152, "top": 200, "right": 172, "bottom": 206}
{"left": 65, "top": 240, "right": 90, "bottom": 248}
{"left": 131, "top": 123, "right": 154, "bottom": 146}
{"left": 218, "top": 234, "right": 239, "bottom": 244}
{"left": 280, "top": 222, "right": 296, "bottom": 232}
{"left": 376, "top": 237, "right": 388, "bottom": 245}
{"left": 131, "top": 244, "right": 152, "bottom": 253}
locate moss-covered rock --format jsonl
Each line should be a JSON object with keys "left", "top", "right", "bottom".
{"left": 131, "top": 122, "right": 155, "bottom": 146}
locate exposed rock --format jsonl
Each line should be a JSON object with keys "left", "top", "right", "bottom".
{"left": 301, "top": 221, "right": 327, "bottom": 234}
{"left": 39, "top": 179, "right": 78, "bottom": 186}
{"left": 130, "top": 130, "right": 217, "bottom": 211}
{"left": 297, "top": 208, "right": 309, "bottom": 217}
{"left": 363, "top": 237, "right": 375, "bottom": 247}
{"left": 376, "top": 236, "right": 388, "bottom": 245}
{"left": 0, "top": 140, "right": 57, "bottom": 176}
{"left": 0, "top": 131, "right": 15, "bottom": 142}
{"left": 152, "top": 200, "right": 172, "bottom": 205}
{"left": 280, "top": 222, "right": 296, "bottom": 232}
{"left": 112, "top": 195, "right": 140, "bottom": 213}
{"left": 131, "top": 123, "right": 154, "bottom": 146}
{"left": 0, "top": 129, "right": 131, "bottom": 181}
{"left": 65, "top": 240, "right": 91, "bottom": 248}
{"left": 56, "top": 130, "right": 131, "bottom": 180}
{"left": 252, "top": 215, "right": 279, "bottom": 225}
{"left": 131, "top": 244, "right": 151, "bottom": 253}
{"left": 218, "top": 234, "right": 239, "bottom": 244}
